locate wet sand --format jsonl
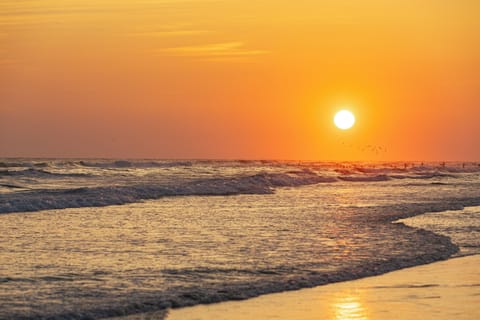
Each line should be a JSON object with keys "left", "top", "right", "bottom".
{"left": 162, "top": 255, "right": 479, "bottom": 320}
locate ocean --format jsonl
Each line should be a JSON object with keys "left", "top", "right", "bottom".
{"left": 0, "top": 159, "right": 479, "bottom": 319}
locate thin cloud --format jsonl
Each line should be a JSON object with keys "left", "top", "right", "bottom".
{"left": 158, "top": 42, "right": 269, "bottom": 58}
{"left": 0, "top": 1, "right": 222, "bottom": 16}
{"left": 0, "top": 1, "right": 223, "bottom": 28}
{"left": 128, "top": 29, "right": 210, "bottom": 37}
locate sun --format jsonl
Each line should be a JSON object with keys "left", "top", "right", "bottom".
{"left": 334, "top": 110, "right": 355, "bottom": 130}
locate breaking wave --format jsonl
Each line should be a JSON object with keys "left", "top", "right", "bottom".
{"left": 0, "top": 171, "right": 336, "bottom": 214}
{"left": 0, "top": 170, "right": 475, "bottom": 214}
{"left": 0, "top": 168, "right": 91, "bottom": 178}
{"left": 78, "top": 160, "right": 194, "bottom": 168}
{"left": 1, "top": 160, "right": 479, "bottom": 214}
{"left": 338, "top": 174, "right": 391, "bottom": 182}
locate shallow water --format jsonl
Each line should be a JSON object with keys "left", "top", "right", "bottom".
{"left": 399, "top": 206, "right": 480, "bottom": 256}
{"left": 0, "top": 160, "right": 479, "bottom": 319}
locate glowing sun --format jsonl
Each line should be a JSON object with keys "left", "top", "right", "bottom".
{"left": 334, "top": 110, "right": 355, "bottom": 130}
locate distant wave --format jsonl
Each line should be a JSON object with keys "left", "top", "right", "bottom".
{"left": 0, "top": 183, "right": 25, "bottom": 189}
{"left": 0, "top": 161, "right": 49, "bottom": 168}
{"left": 349, "top": 165, "right": 479, "bottom": 175}
{"left": 78, "top": 160, "right": 194, "bottom": 168}
{"left": 338, "top": 174, "right": 391, "bottom": 182}
{"left": 390, "top": 172, "right": 456, "bottom": 180}
{"left": 2, "top": 159, "right": 480, "bottom": 173}
{"left": 0, "top": 159, "right": 196, "bottom": 169}
{"left": 0, "top": 168, "right": 91, "bottom": 178}
{"left": 336, "top": 171, "right": 457, "bottom": 182}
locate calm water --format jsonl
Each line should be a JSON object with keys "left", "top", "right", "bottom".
{"left": 0, "top": 160, "right": 479, "bottom": 319}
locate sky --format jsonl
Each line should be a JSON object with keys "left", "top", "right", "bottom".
{"left": 1, "top": 0, "right": 479, "bottom": 160}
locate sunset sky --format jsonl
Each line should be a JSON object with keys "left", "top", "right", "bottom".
{"left": 1, "top": 0, "right": 479, "bottom": 160}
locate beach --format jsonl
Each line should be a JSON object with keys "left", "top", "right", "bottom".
{"left": 145, "top": 255, "right": 478, "bottom": 320}
{"left": 107, "top": 255, "right": 479, "bottom": 320}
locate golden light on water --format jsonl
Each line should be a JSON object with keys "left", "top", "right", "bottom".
{"left": 332, "top": 292, "right": 368, "bottom": 320}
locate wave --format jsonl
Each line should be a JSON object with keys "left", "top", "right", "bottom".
{"left": 0, "top": 183, "right": 25, "bottom": 189}
{"left": 1, "top": 165, "right": 473, "bottom": 214}
{"left": 336, "top": 171, "right": 457, "bottom": 182}
{"left": 78, "top": 160, "right": 194, "bottom": 168}
{"left": 338, "top": 174, "right": 391, "bottom": 182}
{"left": 0, "top": 161, "right": 49, "bottom": 168}
{"left": 342, "top": 164, "right": 480, "bottom": 175}
{"left": 390, "top": 172, "right": 456, "bottom": 179}
{"left": 0, "top": 159, "right": 196, "bottom": 169}
{"left": 2, "top": 159, "right": 480, "bottom": 173}
{"left": 0, "top": 168, "right": 91, "bottom": 178}
{"left": 0, "top": 171, "right": 336, "bottom": 214}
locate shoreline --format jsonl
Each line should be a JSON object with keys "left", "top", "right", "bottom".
{"left": 106, "top": 255, "right": 480, "bottom": 320}
{"left": 166, "top": 254, "right": 479, "bottom": 320}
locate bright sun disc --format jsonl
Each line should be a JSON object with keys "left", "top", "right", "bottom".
{"left": 334, "top": 110, "right": 355, "bottom": 130}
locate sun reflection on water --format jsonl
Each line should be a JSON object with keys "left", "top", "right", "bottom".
{"left": 333, "top": 292, "right": 368, "bottom": 320}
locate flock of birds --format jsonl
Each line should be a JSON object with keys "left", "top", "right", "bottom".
{"left": 340, "top": 141, "right": 387, "bottom": 155}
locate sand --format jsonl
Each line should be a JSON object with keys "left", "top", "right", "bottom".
{"left": 165, "top": 255, "right": 480, "bottom": 320}
{"left": 107, "top": 255, "right": 479, "bottom": 320}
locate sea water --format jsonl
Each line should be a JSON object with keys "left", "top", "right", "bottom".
{"left": 0, "top": 160, "right": 479, "bottom": 319}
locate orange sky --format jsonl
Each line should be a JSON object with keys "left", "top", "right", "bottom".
{"left": 1, "top": 0, "right": 479, "bottom": 160}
